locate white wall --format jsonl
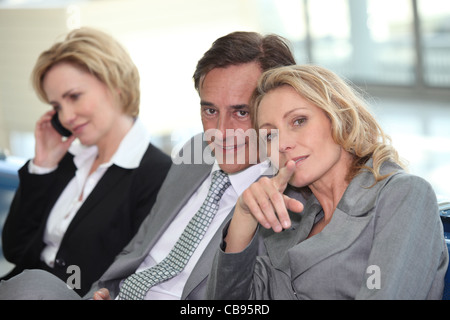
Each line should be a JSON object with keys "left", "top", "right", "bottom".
{"left": 0, "top": 9, "right": 67, "bottom": 156}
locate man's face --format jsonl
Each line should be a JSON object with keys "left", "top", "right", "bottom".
{"left": 199, "top": 62, "right": 262, "bottom": 174}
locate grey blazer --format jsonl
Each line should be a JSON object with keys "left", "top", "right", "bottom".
{"left": 84, "top": 135, "right": 272, "bottom": 300}
{"left": 207, "top": 159, "right": 449, "bottom": 300}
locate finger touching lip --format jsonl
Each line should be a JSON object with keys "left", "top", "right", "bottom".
{"left": 286, "top": 155, "right": 308, "bottom": 167}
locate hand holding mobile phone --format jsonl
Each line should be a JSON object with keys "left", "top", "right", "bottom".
{"left": 33, "top": 111, "right": 75, "bottom": 168}
{"left": 51, "top": 113, "right": 72, "bottom": 137}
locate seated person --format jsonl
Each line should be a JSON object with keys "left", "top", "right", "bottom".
{"left": 1, "top": 27, "right": 171, "bottom": 295}
{"left": 207, "top": 64, "right": 448, "bottom": 299}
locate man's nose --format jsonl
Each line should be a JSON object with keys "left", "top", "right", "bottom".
{"left": 216, "top": 114, "right": 232, "bottom": 135}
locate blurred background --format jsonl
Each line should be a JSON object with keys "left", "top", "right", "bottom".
{"left": 0, "top": 0, "right": 449, "bottom": 274}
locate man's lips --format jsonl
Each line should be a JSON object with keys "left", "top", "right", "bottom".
{"left": 214, "top": 142, "right": 246, "bottom": 151}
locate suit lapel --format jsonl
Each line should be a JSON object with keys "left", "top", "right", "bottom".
{"left": 138, "top": 162, "right": 212, "bottom": 259}
{"left": 63, "top": 165, "right": 128, "bottom": 239}
{"left": 98, "top": 161, "right": 213, "bottom": 289}
{"left": 263, "top": 196, "right": 321, "bottom": 273}
{"left": 264, "top": 165, "right": 388, "bottom": 279}
{"left": 46, "top": 154, "right": 77, "bottom": 209}
{"left": 288, "top": 209, "right": 373, "bottom": 279}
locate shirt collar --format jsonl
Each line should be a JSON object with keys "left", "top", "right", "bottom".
{"left": 211, "top": 159, "right": 273, "bottom": 196}
{"left": 69, "top": 118, "right": 151, "bottom": 170}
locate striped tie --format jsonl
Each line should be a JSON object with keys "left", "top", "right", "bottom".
{"left": 117, "top": 170, "right": 230, "bottom": 300}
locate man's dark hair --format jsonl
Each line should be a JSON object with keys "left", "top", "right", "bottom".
{"left": 193, "top": 31, "right": 296, "bottom": 91}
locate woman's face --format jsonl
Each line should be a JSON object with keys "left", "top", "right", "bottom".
{"left": 43, "top": 62, "right": 122, "bottom": 146}
{"left": 257, "top": 85, "right": 345, "bottom": 188}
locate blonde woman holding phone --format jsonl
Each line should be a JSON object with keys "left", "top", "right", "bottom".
{"left": 2, "top": 28, "right": 171, "bottom": 295}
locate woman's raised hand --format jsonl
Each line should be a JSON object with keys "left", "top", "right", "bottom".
{"left": 33, "top": 110, "right": 75, "bottom": 168}
{"left": 225, "top": 160, "right": 304, "bottom": 253}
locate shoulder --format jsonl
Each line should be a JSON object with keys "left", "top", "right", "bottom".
{"left": 355, "top": 159, "right": 434, "bottom": 196}
{"left": 343, "top": 160, "right": 437, "bottom": 216}
{"left": 380, "top": 167, "right": 435, "bottom": 197}
{"left": 139, "top": 143, "right": 172, "bottom": 168}
{"left": 373, "top": 167, "right": 438, "bottom": 223}
{"left": 130, "top": 144, "right": 172, "bottom": 188}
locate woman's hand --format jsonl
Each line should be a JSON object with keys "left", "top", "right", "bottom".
{"left": 225, "top": 160, "right": 304, "bottom": 253}
{"left": 33, "top": 110, "right": 75, "bottom": 168}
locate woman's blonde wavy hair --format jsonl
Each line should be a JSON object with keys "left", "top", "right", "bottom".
{"left": 31, "top": 27, "right": 140, "bottom": 117}
{"left": 251, "top": 64, "right": 406, "bottom": 183}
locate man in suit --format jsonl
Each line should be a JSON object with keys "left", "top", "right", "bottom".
{"left": 0, "top": 31, "right": 295, "bottom": 300}
{"left": 88, "top": 31, "right": 296, "bottom": 300}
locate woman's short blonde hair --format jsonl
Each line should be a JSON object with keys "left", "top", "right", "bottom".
{"left": 251, "top": 64, "right": 405, "bottom": 183}
{"left": 31, "top": 27, "right": 140, "bottom": 117}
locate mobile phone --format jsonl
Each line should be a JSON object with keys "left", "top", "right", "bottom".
{"left": 51, "top": 113, "right": 72, "bottom": 137}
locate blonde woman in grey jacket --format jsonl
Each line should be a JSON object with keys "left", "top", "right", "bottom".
{"left": 207, "top": 65, "right": 448, "bottom": 300}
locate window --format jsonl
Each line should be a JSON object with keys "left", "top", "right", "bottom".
{"left": 307, "top": 0, "right": 352, "bottom": 76}
{"left": 306, "top": 0, "right": 416, "bottom": 85}
{"left": 419, "top": 0, "right": 450, "bottom": 87}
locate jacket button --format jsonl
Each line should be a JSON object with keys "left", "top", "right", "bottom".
{"left": 55, "top": 258, "right": 66, "bottom": 268}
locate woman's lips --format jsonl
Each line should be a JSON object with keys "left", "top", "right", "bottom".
{"left": 72, "top": 122, "right": 88, "bottom": 134}
{"left": 286, "top": 155, "right": 309, "bottom": 167}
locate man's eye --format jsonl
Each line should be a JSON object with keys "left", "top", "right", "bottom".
{"left": 205, "top": 108, "right": 216, "bottom": 115}
{"left": 236, "top": 110, "right": 249, "bottom": 118}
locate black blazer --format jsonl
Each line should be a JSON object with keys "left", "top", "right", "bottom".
{"left": 1, "top": 143, "right": 171, "bottom": 295}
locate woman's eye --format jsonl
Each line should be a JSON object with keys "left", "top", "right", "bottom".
{"left": 293, "top": 117, "right": 306, "bottom": 126}
{"left": 69, "top": 93, "right": 81, "bottom": 101}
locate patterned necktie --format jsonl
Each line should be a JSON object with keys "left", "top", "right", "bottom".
{"left": 117, "top": 169, "right": 230, "bottom": 300}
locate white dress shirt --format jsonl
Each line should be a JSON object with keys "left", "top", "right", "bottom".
{"left": 29, "top": 119, "right": 151, "bottom": 267}
{"left": 129, "top": 159, "right": 271, "bottom": 300}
